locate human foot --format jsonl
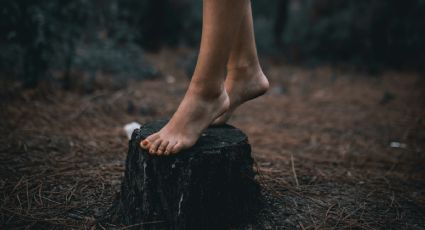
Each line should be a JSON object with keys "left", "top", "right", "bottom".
{"left": 213, "top": 66, "right": 269, "bottom": 125}
{"left": 140, "top": 86, "right": 229, "bottom": 155}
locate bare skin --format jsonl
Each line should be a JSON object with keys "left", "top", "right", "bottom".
{"left": 140, "top": 0, "right": 269, "bottom": 155}
{"left": 140, "top": 0, "right": 250, "bottom": 155}
{"left": 214, "top": 3, "right": 269, "bottom": 124}
{"left": 213, "top": 66, "right": 269, "bottom": 125}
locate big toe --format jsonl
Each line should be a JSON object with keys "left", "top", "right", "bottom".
{"left": 140, "top": 133, "right": 160, "bottom": 149}
{"left": 140, "top": 139, "right": 149, "bottom": 149}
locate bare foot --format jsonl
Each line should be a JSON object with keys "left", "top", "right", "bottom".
{"left": 140, "top": 85, "right": 229, "bottom": 155}
{"left": 213, "top": 66, "right": 269, "bottom": 125}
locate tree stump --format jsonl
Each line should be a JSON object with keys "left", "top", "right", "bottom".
{"left": 106, "top": 120, "right": 261, "bottom": 229}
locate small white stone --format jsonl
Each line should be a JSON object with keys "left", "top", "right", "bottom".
{"left": 390, "top": 141, "right": 407, "bottom": 148}
{"left": 124, "top": 122, "right": 142, "bottom": 140}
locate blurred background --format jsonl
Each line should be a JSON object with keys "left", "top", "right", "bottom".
{"left": 1, "top": 0, "right": 425, "bottom": 229}
{"left": 1, "top": 0, "right": 424, "bottom": 88}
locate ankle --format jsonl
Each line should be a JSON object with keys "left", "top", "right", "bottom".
{"left": 227, "top": 64, "right": 264, "bottom": 80}
{"left": 188, "top": 81, "right": 225, "bottom": 100}
{"left": 227, "top": 59, "right": 262, "bottom": 72}
{"left": 225, "top": 63, "right": 269, "bottom": 96}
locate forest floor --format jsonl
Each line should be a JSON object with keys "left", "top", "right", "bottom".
{"left": 1, "top": 48, "right": 425, "bottom": 229}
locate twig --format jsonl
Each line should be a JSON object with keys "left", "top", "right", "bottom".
{"left": 41, "top": 196, "right": 63, "bottom": 205}
{"left": 298, "top": 221, "right": 306, "bottom": 230}
{"left": 291, "top": 153, "right": 299, "bottom": 187}
{"left": 120, "top": 220, "right": 165, "bottom": 229}
{"left": 26, "top": 181, "right": 30, "bottom": 212}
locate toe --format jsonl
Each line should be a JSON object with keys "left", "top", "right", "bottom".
{"left": 149, "top": 139, "right": 162, "bottom": 155}
{"left": 140, "top": 139, "right": 149, "bottom": 149}
{"left": 157, "top": 140, "right": 169, "bottom": 155}
{"left": 141, "top": 133, "right": 160, "bottom": 149}
{"left": 164, "top": 141, "right": 176, "bottom": 155}
{"left": 171, "top": 142, "right": 184, "bottom": 154}
{"left": 146, "top": 133, "right": 160, "bottom": 143}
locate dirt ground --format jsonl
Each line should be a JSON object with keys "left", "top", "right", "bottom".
{"left": 1, "top": 48, "right": 425, "bottom": 229}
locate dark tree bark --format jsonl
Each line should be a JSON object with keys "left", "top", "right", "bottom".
{"left": 273, "top": 0, "right": 289, "bottom": 47}
{"left": 105, "top": 120, "right": 261, "bottom": 229}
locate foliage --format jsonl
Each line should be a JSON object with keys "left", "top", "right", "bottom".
{"left": 283, "top": 0, "right": 425, "bottom": 70}
{"left": 0, "top": 0, "right": 160, "bottom": 88}
{"left": 1, "top": 0, "right": 424, "bottom": 88}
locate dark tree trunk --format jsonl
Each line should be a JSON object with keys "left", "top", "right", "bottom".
{"left": 105, "top": 120, "right": 261, "bottom": 229}
{"left": 273, "top": 0, "right": 289, "bottom": 46}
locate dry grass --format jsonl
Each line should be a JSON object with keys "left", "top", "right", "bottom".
{"left": 1, "top": 48, "right": 425, "bottom": 229}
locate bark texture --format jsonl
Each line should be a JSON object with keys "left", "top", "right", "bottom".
{"left": 106, "top": 120, "right": 261, "bottom": 229}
